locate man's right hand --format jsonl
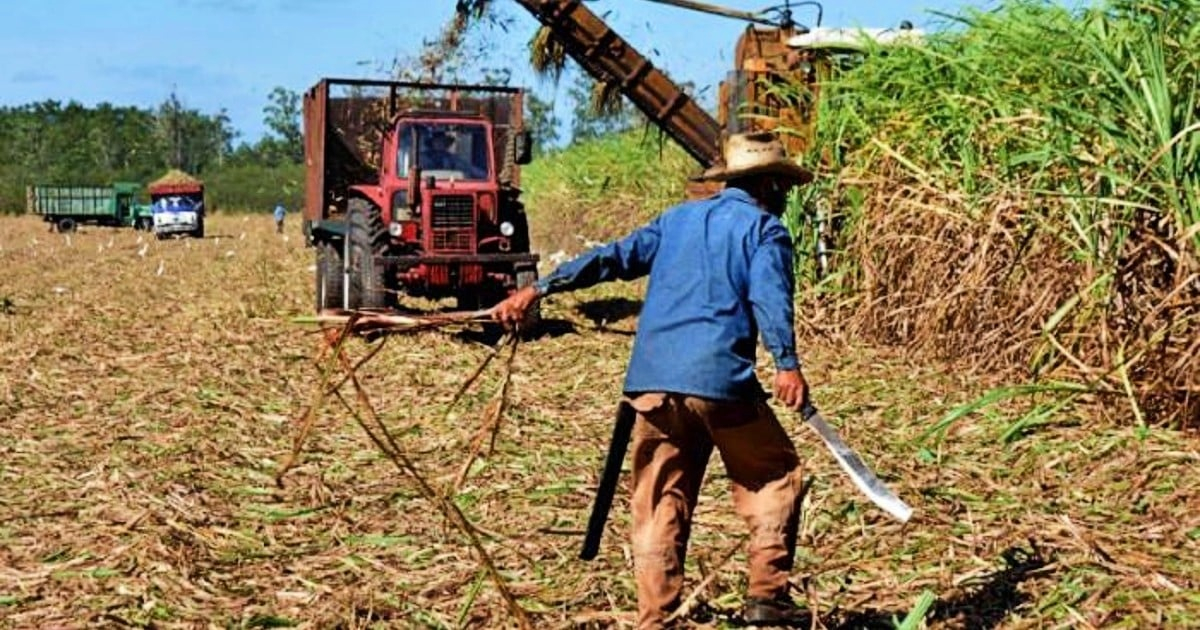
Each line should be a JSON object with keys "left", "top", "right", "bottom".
{"left": 773, "top": 369, "right": 808, "bottom": 411}
{"left": 491, "top": 285, "right": 540, "bottom": 330}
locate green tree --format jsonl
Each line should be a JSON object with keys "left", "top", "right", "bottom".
{"left": 262, "top": 86, "right": 303, "bottom": 164}
{"left": 566, "top": 70, "right": 635, "bottom": 143}
{"left": 154, "top": 91, "right": 234, "bottom": 174}
{"left": 525, "top": 91, "right": 560, "bottom": 156}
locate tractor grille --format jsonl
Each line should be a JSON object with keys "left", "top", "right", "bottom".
{"left": 431, "top": 195, "right": 474, "bottom": 228}
{"left": 431, "top": 194, "right": 474, "bottom": 252}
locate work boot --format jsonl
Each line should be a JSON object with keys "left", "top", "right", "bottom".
{"left": 742, "top": 594, "right": 811, "bottom": 627}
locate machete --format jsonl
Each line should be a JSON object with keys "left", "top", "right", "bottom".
{"left": 801, "top": 401, "right": 912, "bottom": 523}
{"left": 580, "top": 400, "right": 636, "bottom": 561}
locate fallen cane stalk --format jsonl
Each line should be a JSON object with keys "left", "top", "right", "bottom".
{"left": 446, "top": 332, "right": 512, "bottom": 415}
{"left": 453, "top": 334, "right": 520, "bottom": 490}
{"left": 293, "top": 308, "right": 493, "bottom": 335}
{"left": 276, "top": 314, "right": 360, "bottom": 484}
{"left": 320, "top": 335, "right": 389, "bottom": 398}
{"left": 283, "top": 306, "right": 530, "bottom": 624}
{"left": 337, "top": 357, "right": 533, "bottom": 628}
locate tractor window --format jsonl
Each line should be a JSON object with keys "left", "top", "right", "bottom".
{"left": 397, "top": 123, "right": 490, "bottom": 181}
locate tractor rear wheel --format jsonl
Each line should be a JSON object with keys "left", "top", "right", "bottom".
{"left": 315, "top": 240, "right": 345, "bottom": 311}
{"left": 345, "top": 199, "right": 391, "bottom": 310}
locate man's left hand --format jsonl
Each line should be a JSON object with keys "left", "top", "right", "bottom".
{"left": 491, "top": 286, "right": 540, "bottom": 330}
{"left": 773, "top": 369, "right": 808, "bottom": 411}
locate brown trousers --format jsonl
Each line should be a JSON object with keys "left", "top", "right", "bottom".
{"left": 626, "top": 392, "right": 804, "bottom": 629}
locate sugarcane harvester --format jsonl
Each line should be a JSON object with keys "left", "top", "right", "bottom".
{"left": 512, "top": 0, "right": 828, "bottom": 196}
{"left": 303, "top": 79, "right": 538, "bottom": 312}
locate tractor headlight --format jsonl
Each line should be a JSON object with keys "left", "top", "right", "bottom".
{"left": 389, "top": 221, "right": 403, "bottom": 237}
{"left": 499, "top": 221, "right": 515, "bottom": 237}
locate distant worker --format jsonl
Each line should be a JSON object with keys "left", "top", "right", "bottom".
{"left": 273, "top": 202, "right": 286, "bottom": 234}
{"left": 423, "top": 130, "right": 486, "bottom": 179}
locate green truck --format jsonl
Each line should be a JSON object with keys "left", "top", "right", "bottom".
{"left": 26, "top": 182, "right": 154, "bottom": 233}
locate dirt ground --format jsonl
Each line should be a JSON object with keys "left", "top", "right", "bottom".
{"left": 1, "top": 214, "right": 1197, "bottom": 629}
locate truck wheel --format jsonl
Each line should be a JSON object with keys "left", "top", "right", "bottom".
{"left": 192, "top": 217, "right": 205, "bottom": 239}
{"left": 57, "top": 218, "right": 76, "bottom": 233}
{"left": 345, "top": 199, "right": 391, "bottom": 310}
{"left": 315, "top": 241, "right": 345, "bottom": 311}
{"left": 515, "top": 268, "right": 541, "bottom": 334}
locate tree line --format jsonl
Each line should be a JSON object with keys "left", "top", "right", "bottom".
{"left": 0, "top": 73, "right": 640, "bottom": 215}
{"left": 0, "top": 88, "right": 305, "bottom": 214}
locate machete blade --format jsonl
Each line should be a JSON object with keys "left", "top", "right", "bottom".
{"left": 801, "top": 402, "right": 913, "bottom": 523}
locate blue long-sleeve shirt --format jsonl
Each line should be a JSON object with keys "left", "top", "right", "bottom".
{"left": 535, "top": 187, "right": 799, "bottom": 401}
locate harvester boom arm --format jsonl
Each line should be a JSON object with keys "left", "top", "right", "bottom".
{"left": 641, "top": 0, "right": 777, "bottom": 26}
{"left": 512, "top": 0, "right": 723, "bottom": 168}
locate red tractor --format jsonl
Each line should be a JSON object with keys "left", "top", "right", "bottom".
{"left": 303, "top": 78, "right": 538, "bottom": 314}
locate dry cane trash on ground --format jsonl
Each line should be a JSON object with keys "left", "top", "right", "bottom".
{"left": 1, "top": 214, "right": 1197, "bottom": 629}
{"left": 283, "top": 307, "right": 534, "bottom": 629}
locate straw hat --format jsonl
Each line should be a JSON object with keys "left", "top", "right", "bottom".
{"left": 693, "top": 132, "right": 813, "bottom": 185}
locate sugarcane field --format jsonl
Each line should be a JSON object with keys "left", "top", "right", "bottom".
{"left": 1, "top": 1, "right": 1198, "bottom": 629}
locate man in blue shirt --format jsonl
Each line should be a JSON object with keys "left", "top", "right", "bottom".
{"left": 273, "top": 202, "right": 286, "bottom": 234}
{"left": 493, "top": 132, "right": 814, "bottom": 628}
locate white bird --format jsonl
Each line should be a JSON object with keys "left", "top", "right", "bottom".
{"left": 224, "top": 250, "right": 235, "bottom": 258}
{"left": 136, "top": 235, "right": 144, "bottom": 245}
{"left": 65, "top": 235, "right": 72, "bottom": 247}
{"left": 138, "top": 243, "right": 149, "bottom": 258}
{"left": 106, "top": 236, "right": 114, "bottom": 249}
{"left": 156, "top": 260, "right": 165, "bottom": 276}
{"left": 239, "top": 232, "right": 246, "bottom": 240}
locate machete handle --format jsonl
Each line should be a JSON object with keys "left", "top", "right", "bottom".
{"left": 580, "top": 401, "right": 636, "bottom": 561}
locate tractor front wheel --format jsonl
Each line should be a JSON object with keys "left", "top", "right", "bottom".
{"left": 345, "top": 199, "right": 391, "bottom": 310}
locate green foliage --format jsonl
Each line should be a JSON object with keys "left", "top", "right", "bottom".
{"left": 893, "top": 589, "right": 937, "bottom": 630}
{"left": 260, "top": 87, "right": 303, "bottom": 165}
{"left": 203, "top": 162, "right": 304, "bottom": 213}
{"left": 0, "top": 87, "right": 305, "bottom": 215}
{"left": 525, "top": 91, "right": 561, "bottom": 157}
{"left": 522, "top": 128, "right": 694, "bottom": 248}
{"left": 800, "top": 0, "right": 1200, "bottom": 269}
{"left": 565, "top": 71, "right": 637, "bottom": 144}
{"left": 0, "top": 97, "right": 233, "bottom": 213}
{"left": 156, "top": 91, "right": 234, "bottom": 174}
{"left": 774, "top": 0, "right": 1199, "bottom": 424}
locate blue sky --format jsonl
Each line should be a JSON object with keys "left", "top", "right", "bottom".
{"left": 0, "top": 0, "right": 995, "bottom": 143}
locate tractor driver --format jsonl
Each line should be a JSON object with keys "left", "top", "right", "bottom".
{"left": 422, "top": 129, "right": 486, "bottom": 179}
